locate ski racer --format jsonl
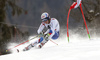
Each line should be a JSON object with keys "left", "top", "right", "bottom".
{"left": 23, "top": 12, "right": 60, "bottom": 51}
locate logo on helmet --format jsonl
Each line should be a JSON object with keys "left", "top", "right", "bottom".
{"left": 41, "top": 12, "right": 50, "bottom": 22}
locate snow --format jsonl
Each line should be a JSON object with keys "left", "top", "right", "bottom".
{"left": 0, "top": 36, "right": 100, "bottom": 60}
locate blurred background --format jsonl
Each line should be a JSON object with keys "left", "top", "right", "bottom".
{"left": 0, "top": 0, "right": 100, "bottom": 55}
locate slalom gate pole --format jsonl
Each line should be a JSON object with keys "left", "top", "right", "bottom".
{"left": 6, "top": 35, "right": 38, "bottom": 52}
{"left": 67, "top": 8, "right": 71, "bottom": 42}
{"left": 50, "top": 40, "right": 58, "bottom": 45}
{"left": 80, "top": 4, "right": 90, "bottom": 39}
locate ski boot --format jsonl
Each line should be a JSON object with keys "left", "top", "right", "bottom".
{"left": 38, "top": 37, "right": 49, "bottom": 48}
{"left": 38, "top": 43, "right": 45, "bottom": 48}
{"left": 23, "top": 44, "right": 34, "bottom": 51}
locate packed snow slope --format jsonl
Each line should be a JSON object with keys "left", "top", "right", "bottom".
{"left": 0, "top": 36, "right": 100, "bottom": 60}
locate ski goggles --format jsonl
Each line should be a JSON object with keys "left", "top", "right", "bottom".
{"left": 42, "top": 17, "right": 50, "bottom": 22}
{"left": 42, "top": 19, "right": 48, "bottom": 22}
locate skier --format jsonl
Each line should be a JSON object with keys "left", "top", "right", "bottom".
{"left": 23, "top": 12, "right": 60, "bottom": 51}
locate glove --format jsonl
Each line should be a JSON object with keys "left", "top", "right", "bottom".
{"left": 38, "top": 32, "right": 44, "bottom": 37}
{"left": 48, "top": 25, "right": 51, "bottom": 29}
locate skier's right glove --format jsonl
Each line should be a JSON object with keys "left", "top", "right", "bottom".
{"left": 38, "top": 32, "right": 44, "bottom": 37}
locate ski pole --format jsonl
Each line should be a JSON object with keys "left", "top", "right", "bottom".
{"left": 6, "top": 35, "right": 38, "bottom": 52}
{"left": 50, "top": 40, "right": 58, "bottom": 45}
{"left": 67, "top": 8, "right": 71, "bottom": 42}
{"left": 80, "top": 4, "right": 90, "bottom": 39}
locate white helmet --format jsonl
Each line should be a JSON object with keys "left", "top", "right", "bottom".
{"left": 41, "top": 12, "right": 50, "bottom": 22}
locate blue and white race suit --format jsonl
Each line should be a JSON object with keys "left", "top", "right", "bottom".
{"left": 37, "top": 18, "right": 60, "bottom": 43}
